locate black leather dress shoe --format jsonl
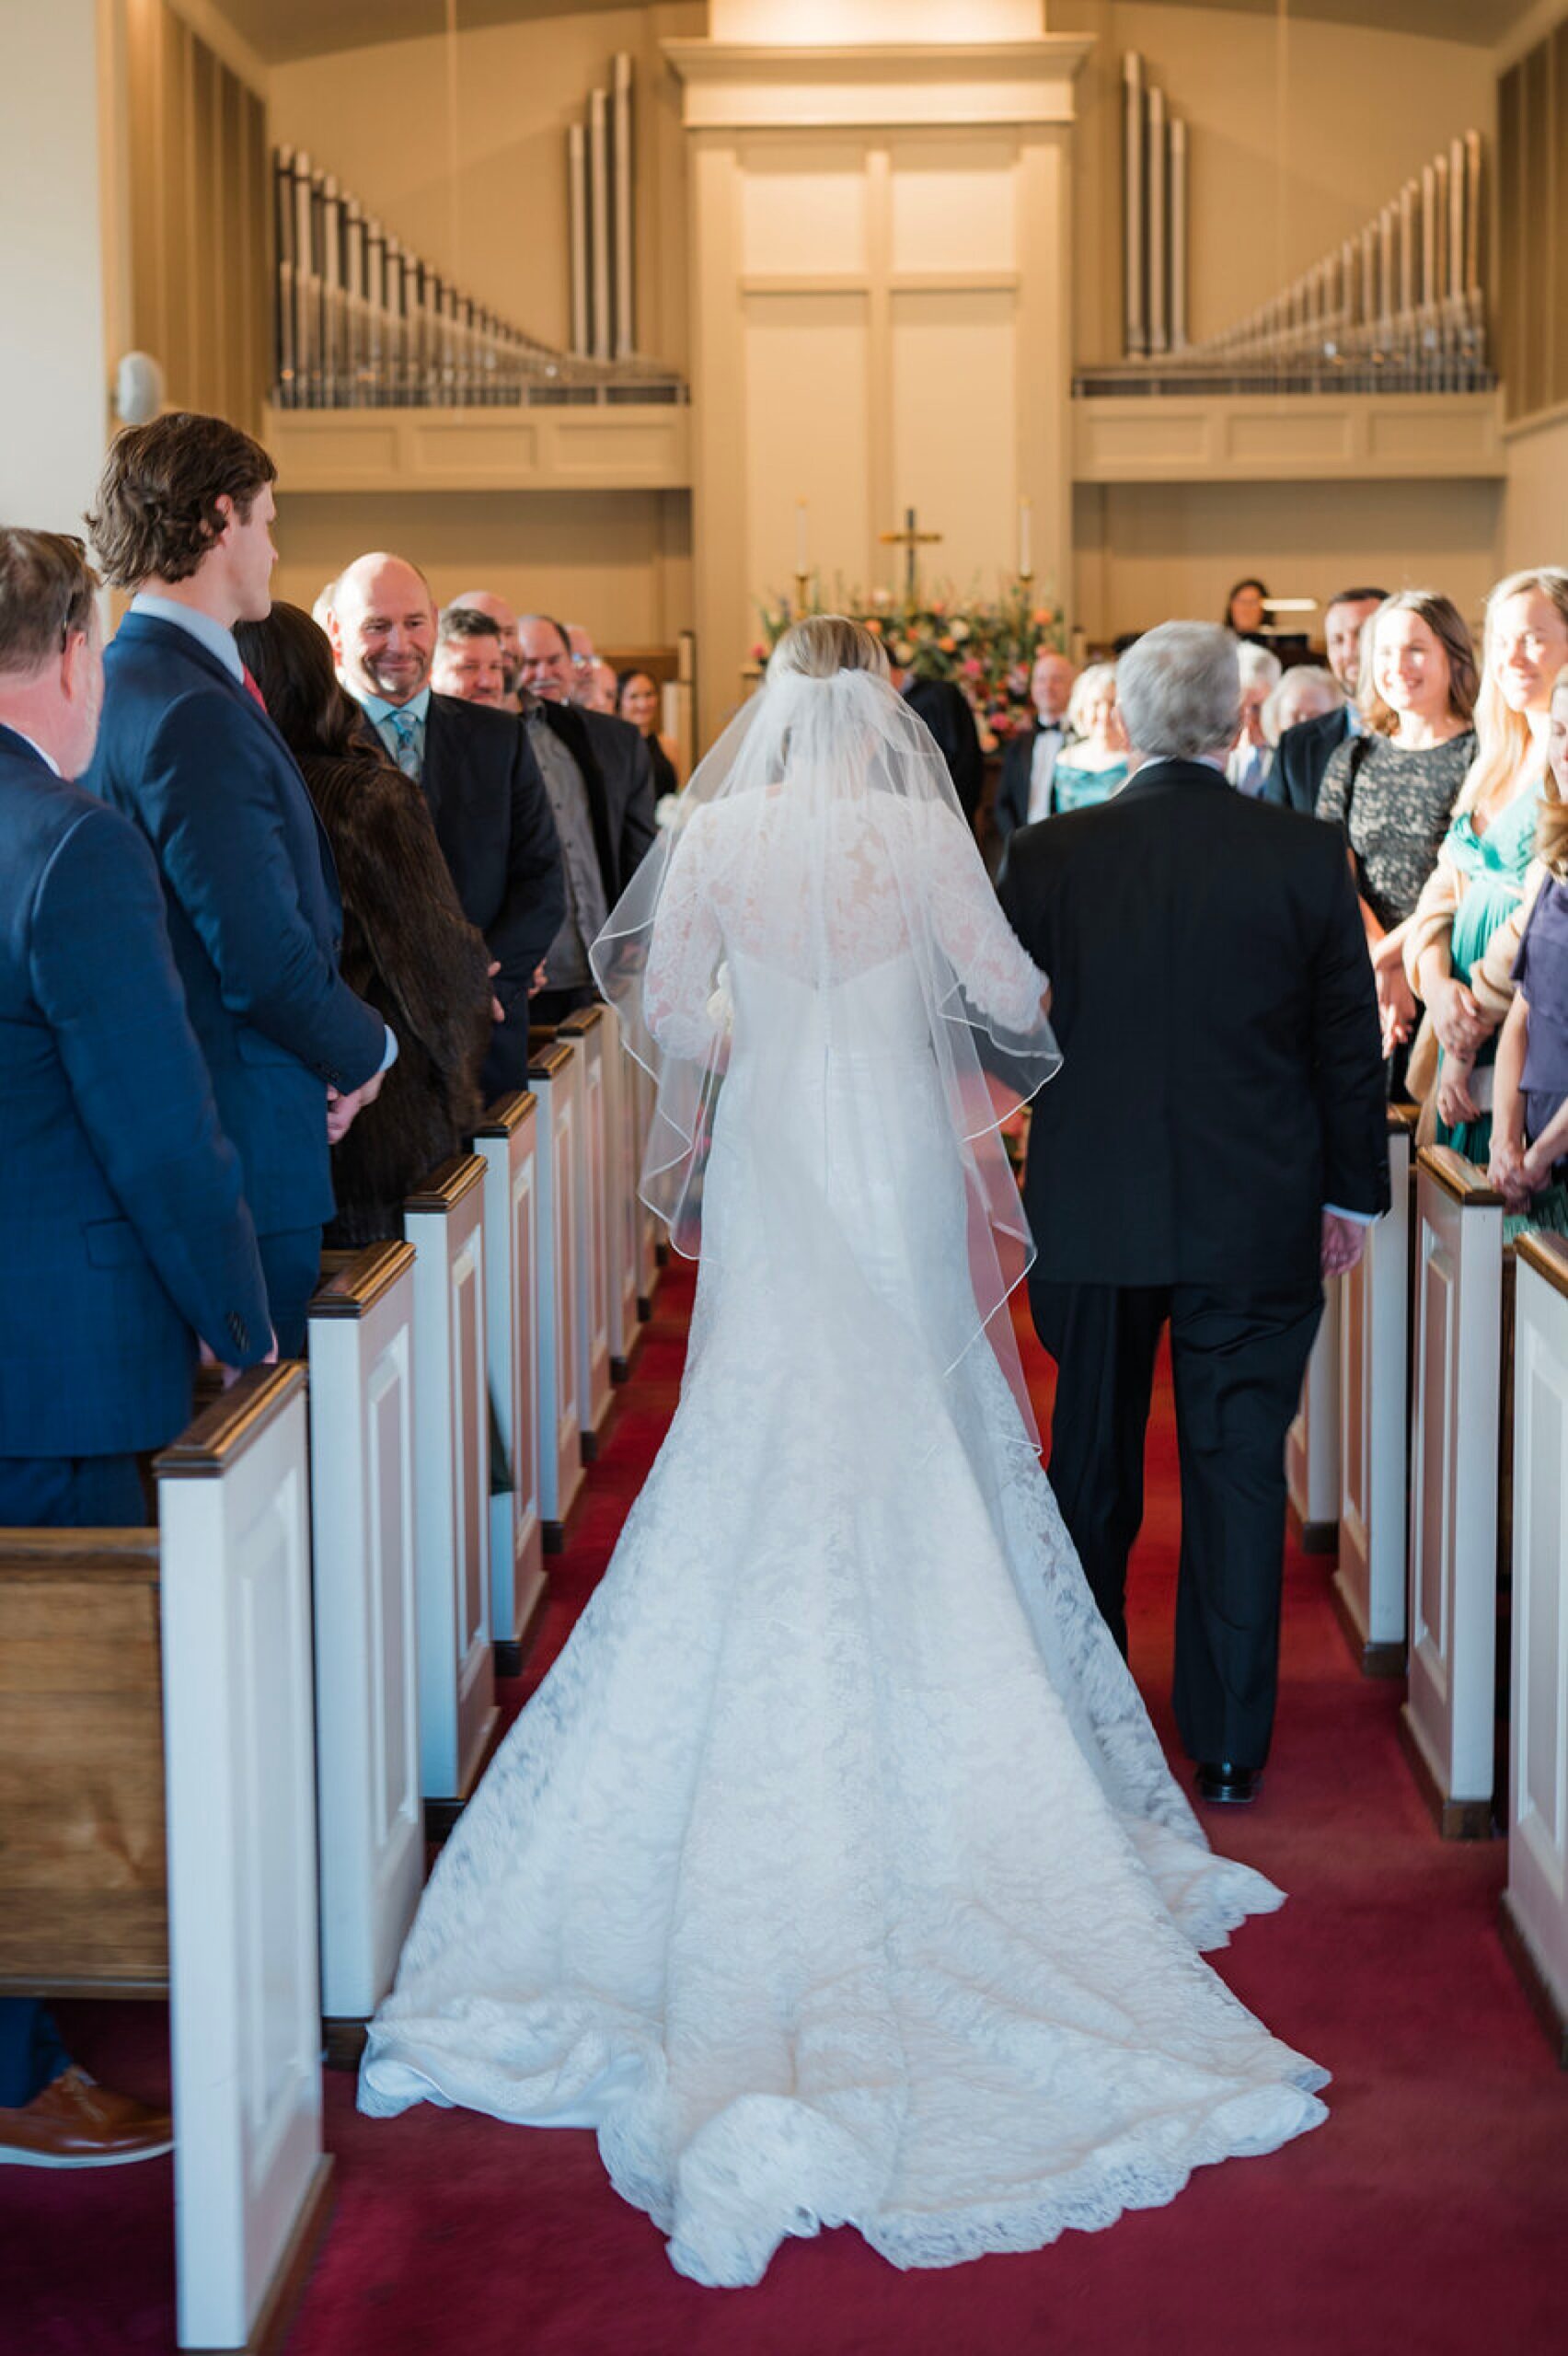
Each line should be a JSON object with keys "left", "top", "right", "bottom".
{"left": 1195, "top": 1761, "right": 1260, "bottom": 1805}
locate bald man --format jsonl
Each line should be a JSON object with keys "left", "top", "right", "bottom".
{"left": 330, "top": 553, "right": 564, "bottom": 1093}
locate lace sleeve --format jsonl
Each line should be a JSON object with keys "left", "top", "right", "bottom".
{"left": 924, "top": 811, "right": 1049, "bottom": 1033}
{"left": 642, "top": 814, "right": 725, "bottom": 1058}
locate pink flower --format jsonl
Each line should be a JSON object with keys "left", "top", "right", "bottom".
{"left": 962, "top": 656, "right": 984, "bottom": 679}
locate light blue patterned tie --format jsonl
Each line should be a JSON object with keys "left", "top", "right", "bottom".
{"left": 388, "top": 707, "right": 421, "bottom": 780}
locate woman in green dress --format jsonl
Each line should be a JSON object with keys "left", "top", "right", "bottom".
{"left": 1405, "top": 569, "right": 1568, "bottom": 1161}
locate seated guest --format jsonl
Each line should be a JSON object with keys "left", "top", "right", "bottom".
{"left": 238, "top": 604, "right": 493, "bottom": 1246}
{"left": 516, "top": 614, "right": 658, "bottom": 1023}
{"left": 891, "top": 660, "right": 985, "bottom": 825}
{"left": 617, "top": 666, "right": 683, "bottom": 802}
{"left": 448, "top": 588, "right": 524, "bottom": 711}
{"left": 577, "top": 657, "right": 621, "bottom": 716}
{"left": 329, "top": 554, "right": 565, "bottom": 1091}
{"left": 1262, "top": 664, "right": 1343, "bottom": 745}
{"left": 85, "top": 412, "right": 390, "bottom": 1357}
{"left": 1226, "top": 643, "right": 1282, "bottom": 797}
{"left": 994, "top": 649, "right": 1077, "bottom": 841}
{"left": 1049, "top": 663, "right": 1129, "bottom": 813}
{"left": 1317, "top": 592, "right": 1477, "bottom": 1076}
{"left": 0, "top": 526, "right": 271, "bottom": 2168}
{"left": 1490, "top": 672, "right": 1568, "bottom": 1237}
{"left": 432, "top": 605, "right": 512, "bottom": 709}
{"left": 1266, "top": 585, "right": 1388, "bottom": 814}
{"left": 1223, "top": 576, "right": 1271, "bottom": 643}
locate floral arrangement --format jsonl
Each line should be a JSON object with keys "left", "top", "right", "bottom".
{"left": 753, "top": 579, "right": 1065, "bottom": 746}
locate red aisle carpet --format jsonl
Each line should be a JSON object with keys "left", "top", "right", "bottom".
{"left": 8, "top": 1265, "right": 1564, "bottom": 2356}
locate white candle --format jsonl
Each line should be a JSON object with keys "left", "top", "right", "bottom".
{"left": 795, "top": 500, "right": 809, "bottom": 576}
{"left": 1019, "top": 497, "right": 1032, "bottom": 579}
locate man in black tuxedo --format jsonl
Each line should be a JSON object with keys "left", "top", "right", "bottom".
{"left": 998, "top": 622, "right": 1388, "bottom": 1803}
{"left": 516, "top": 614, "right": 658, "bottom": 1025}
{"left": 892, "top": 664, "right": 985, "bottom": 826}
{"left": 1264, "top": 584, "right": 1386, "bottom": 814}
{"left": 994, "top": 650, "right": 1078, "bottom": 845}
{"left": 330, "top": 553, "right": 565, "bottom": 1094}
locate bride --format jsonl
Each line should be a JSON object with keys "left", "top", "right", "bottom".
{"left": 359, "top": 616, "right": 1327, "bottom": 2287}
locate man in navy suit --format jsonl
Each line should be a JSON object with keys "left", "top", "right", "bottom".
{"left": 0, "top": 526, "right": 273, "bottom": 2167}
{"left": 85, "top": 414, "right": 391, "bottom": 1354}
{"left": 1264, "top": 585, "right": 1386, "bottom": 815}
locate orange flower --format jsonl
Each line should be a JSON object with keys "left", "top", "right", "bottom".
{"left": 1032, "top": 606, "right": 1055, "bottom": 627}
{"left": 865, "top": 617, "right": 883, "bottom": 634}
{"left": 938, "top": 635, "right": 956, "bottom": 653}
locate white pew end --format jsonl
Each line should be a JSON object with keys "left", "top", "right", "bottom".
{"left": 405, "top": 1155, "right": 497, "bottom": 1838}
{"left": 1287, "top": 1275, "right": 1342, "bottom": 1553}
{"left": 1501, "top": 1229, "right": 1568, "bottom": 2066}
{"left": 528, "top": 1034, "right": 586, "bottom": 1548}
{"left": 598, "top": 1000, "right": 644, "bottom": 1380}
{"left": 474, "top": 1091, "right": 548, "bottom": 1676}
{"left": 633, "top": 1050, "right": 663, "bottom": 1312}
{"left": 1403, "top": 1146, "right": 1506, "bottom": 1839}
{"left": 1333, "top": 1103, "right": 1420, "bottom": 1675}
{"left": 307, "top": 1244, "right": 423, "bottom": 2064}
{"left": 558, "top": 1006, "right": 616, "bottom": 1455}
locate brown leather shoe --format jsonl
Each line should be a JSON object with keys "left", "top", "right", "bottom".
{"left": 0, "top": 2064, "right": 173, "bottom": 2168}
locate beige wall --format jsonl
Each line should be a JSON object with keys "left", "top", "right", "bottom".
{"left": 268, "top": 4, "right": 700, "bottom": 370}
{"left": 1501, "top": 417, "right": 1568, "bottom": 579}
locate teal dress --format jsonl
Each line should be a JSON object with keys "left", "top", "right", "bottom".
{"left": 1050, "top": 754, "right": 1129, "bottom": 814}
{"left": 1434, "top": 777, "right": 1544, "bottom": 1164}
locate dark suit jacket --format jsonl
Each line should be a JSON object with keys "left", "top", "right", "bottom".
{"left": 0, "top": 729, "right": 271, "bottom": 1454}
{"left": 997, "top": 757, "right": 1389, "bottom": 1292}
{"left": 1266, "top": 705, "right": 1351, "bottom": 816}
{"left": 409, "top": 694, "right": 566, "bottom": 1092}
{"left": 86, "top": 612, "right": 386, "bottom": 1237}
{"left": 530, "top": 699, "right": 658, "bottom": 903}
{"left": 903, "top": 678, "right": 985, "bottom": 824}
{"left": 995, "top": 720, "right": 1070, "bottom": 843}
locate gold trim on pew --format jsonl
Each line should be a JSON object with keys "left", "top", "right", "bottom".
{"left": 1388, "top": 1102, "right": 1420, "bottom": 1138}
{"left": 404, "top": 1152, "right": 486, "bottom": 1215}
{"left": 473, "top": 1090, "right": 537, "bottom": 1138}
{"left": 1417, "top": 1144, "right": 1502, "bottom": 1207}
{"left": 527, "top": 1038, "right": 576, "bottom": 1081}
{"left": 1516, "top": 1228, "right": 1568, "bottom": 1302}
{"left": 0, "top": 1529, "right": 159, "bottom": 1571}
{"left": 309, "top": 1240, "right": 416, "bottom": 1321}
{"left": 155, "top": 1362, "right": 307, "bottom": 1481}
{"left": 558, "top": 1003, "right": 607, "bottom": 1038}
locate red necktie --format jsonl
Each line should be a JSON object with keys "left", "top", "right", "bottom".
{"left": 241, "top": 664, "right": 269, "bottom": 715}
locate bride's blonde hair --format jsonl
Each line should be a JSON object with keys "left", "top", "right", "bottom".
{"left": 767, "top": 614, "right": 891, "bottom": 684}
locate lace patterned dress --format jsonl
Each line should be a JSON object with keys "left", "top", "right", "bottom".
{"left": 359, "top": 792, "right": 1328, "bottom": 2287}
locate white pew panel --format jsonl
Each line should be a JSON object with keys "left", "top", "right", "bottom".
{"left": 475, "top": 1091, "right": 548, "bottom": 1675}
{"left": 1333, "top": 1103, "right": 1419, "bottom": 1674}
{"left": 1287, "top": 1276, "right": 1342, "bottom": 1552}
{"left": 600, "top": 1001, "right": 643, "bottom": 1379}
{"left": 559, "top": 1006, "right": 615, "bottom": 1449}
{"left": 634, "top": 1050, "right": 661, "bottom": 1314}
{"left": 156, "top": 1367, "right": 333, "bottom": 2351}
{"left": 405, "top": 1155, "right": 497, "bottom": 1826}
{"left": 307, "top": 1243, "right": 423, "bottom": 2053}
{"left": 1403, "top": 1147, "right": 1505, "bottom": 1838}
{"left": 528, "top": 1034, "right": 585, "bottom": 1544}
{"left": 1502, "top": 1230, "right": 1568, "bottom": 2063}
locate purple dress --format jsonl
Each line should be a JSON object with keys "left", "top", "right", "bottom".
{"left": 1516, "top": 875, "right": 1568, "bottom": 1158}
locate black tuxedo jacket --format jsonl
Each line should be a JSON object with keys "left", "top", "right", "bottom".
{"left": 531, "top": 699, "right": 658, "bottom": 904}
{"left": 400, "top": 694, "right": 566, "bottom": 1091}
{"left": 997, "top": 757, "right": 1388, "bottom": 1291}
{"left": 903, "top": 678, "right": 985, "bottom": 824}
{"left": 995, "top": 719, "right": 1069, "bottom": 843}
{"left": 1265, "top": 705, "right": 1351, "bottom": 816}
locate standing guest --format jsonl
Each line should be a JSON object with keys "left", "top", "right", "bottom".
{"left": 994, "top": 648, "right": 1078, "bottom": 842}
{"left": 84, "top": 413, "right": 390, "bottom": 1356}
{"left": 448, "top": 587, "right": 523, "bottom": 710}
{"left": 1316, "top": 592, "right": 1478, "bottom": 1077}
{"left": 329, "top": 553, "right": 565, "bottom": 1092}
{"left": 1404, "top": 568, "right": 1568, "bottom": 1160}
{"left": 617, "top": 666, "right": 683, "bottom": 800}
{"left": 577, "top": 657, "right": 621, "bottom": 716}
{"left": 564, "top": 621, "right": 598, "bottom": 703}
{"left": 1262, "top": 664, "right": 1343, "bottom": 746}
{"left": 0, "top": 528, "right": 271, "bottom": 2168}
{"left": 1226, "top": 643, "right": 1282, "bottom": 797}
{"left": 1047, "top": 662, "right": 1129, "bottom": 814}
{"left": 999, "top": 622, "right": 1387, "bottom": 1801}
{"left": 432, "top": 605, "right": 512, "bottom": 708}
{"left": 1490, "top": 672, "right": 1568, "bottom": 1237}
{"left": 1267, "top": 586, "right": 1388, "bottom": 814}
{"left": 238, "top": 604, "right": 493, "bottom": 1245}
{"left": 516, "top": 613, "right": 658, "bottom": 1023}
{"left": 890, "top": 660, "right": 986, "bottom": 825}
{"left": 1223, "top": 577, "right": 1271, "bottom": 642}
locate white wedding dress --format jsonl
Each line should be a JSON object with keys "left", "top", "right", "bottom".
{"left": 360, "top": 715, "right": 1328, "bottom": 2289}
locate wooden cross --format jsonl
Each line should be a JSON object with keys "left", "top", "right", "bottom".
{"left": 879, "top": 505, "right": 943, "bottom": 602}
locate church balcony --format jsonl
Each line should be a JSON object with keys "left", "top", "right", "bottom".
{"left": 261, "top": 400, "right": 692, "bottom": 496}
{"left": 1071, "top": 386, "right": 1505, "bottom": 486}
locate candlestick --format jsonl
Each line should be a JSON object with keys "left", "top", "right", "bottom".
{"left": 794, "top": 499, "right": 809, "bottom": 580}
{"left": 1018, "top": 497, "right": 1032, "bottom": 583}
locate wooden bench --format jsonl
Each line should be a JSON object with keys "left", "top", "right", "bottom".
{"left": 473, "top": 1091, "right": 548, "bottom": 1676}
{"left": 557, "top": 1007, "right": 616, "bottom": 1455}
{"left": 1287, "top": 1274, "right": 1342, "bottom": 1554}
{"left": 528, "top": 1034, "right": 586, "bottom": 1546}
{"left": 1333, "top": 1103, "right": 1420, "bottom": 1675}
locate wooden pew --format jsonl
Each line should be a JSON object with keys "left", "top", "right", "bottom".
{"left": 558, "top": 1007, "right": 616, "bottom": 1453}
{"left": 1287, "top": 1275, "right": 1342, "bottom": 1553}
{"left": 528, "top": 1034, "right": 586, "bottom": 1546}
{"left": 598, "top": 1000, "right": 644, "bottom": 1380}
{"left": 632, "top": 1048, "right": 663, "bottom": 1313}
{"left": 1402, "top": 1146, "right": 1506, "bottom": 1837}
{"left": 404, "top": 1155, "right": 497, "bottom": 1835}
{"left": 1501, "top": 1230, "right": 1568, "bottom": 2064}
{"left": 306, "top": 1244, "right": 423, "bottom": 2061}
{"left": 1332, "top": 1103, "right": 1420, "bottom": 1675}
{"left": 473, "top": 1091, "right": 548, "bottom": 1675}
{"left": 0, "top": 1368, "right": 333, "bottom": 2353}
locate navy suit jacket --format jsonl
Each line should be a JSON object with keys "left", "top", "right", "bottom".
{"left": 0, "top": 728, "right": 271, "bottom": 1455}
{"left": 1265, "top": 705, "right": 1351, "bottom": 816}
{"left": 994, "top": 720, "right": 1070, "bottom": 843}
{"left": 86, "top": 613, "right": 386, "bottom": 1234}
{"left": 903, "top": 677, "right": 985, "bottom": 824}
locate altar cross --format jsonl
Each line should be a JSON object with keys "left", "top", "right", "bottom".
{"left": 880, "top": 506, "right": 944, "bottom": 602}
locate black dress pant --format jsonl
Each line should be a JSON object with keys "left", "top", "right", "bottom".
{"left": 1030, "top": 1277, "right": 1322, "bottom": 1771}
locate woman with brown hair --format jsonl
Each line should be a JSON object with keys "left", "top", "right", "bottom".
{"left": 1316, "top": 590, "right": 1478, "bottom": 1073}
{"left": 235, "top": 601, "right": 493, "bottom": 1246}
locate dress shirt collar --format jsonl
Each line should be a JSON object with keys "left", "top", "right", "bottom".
{"left": 0, "top": 723, "right": 62, "bottom": 776}
{"left": 129, "top": 592, "right": 244, "bottom": 683}
{"left": 1035, "top": 710, "right": 1067, "bottom": 733}
{"left": 360, "top": 684, "right": 432, "bottom": 730}
{"left": 1343, "top": 701, "right": 1363, "bottom": 739}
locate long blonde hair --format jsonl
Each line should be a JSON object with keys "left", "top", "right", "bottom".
{"left": 1458, "top": 567, "right": 1568, "bottom": 815}
{"left": 1539, "top": 672, "right": 1568, "bottom": 881}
